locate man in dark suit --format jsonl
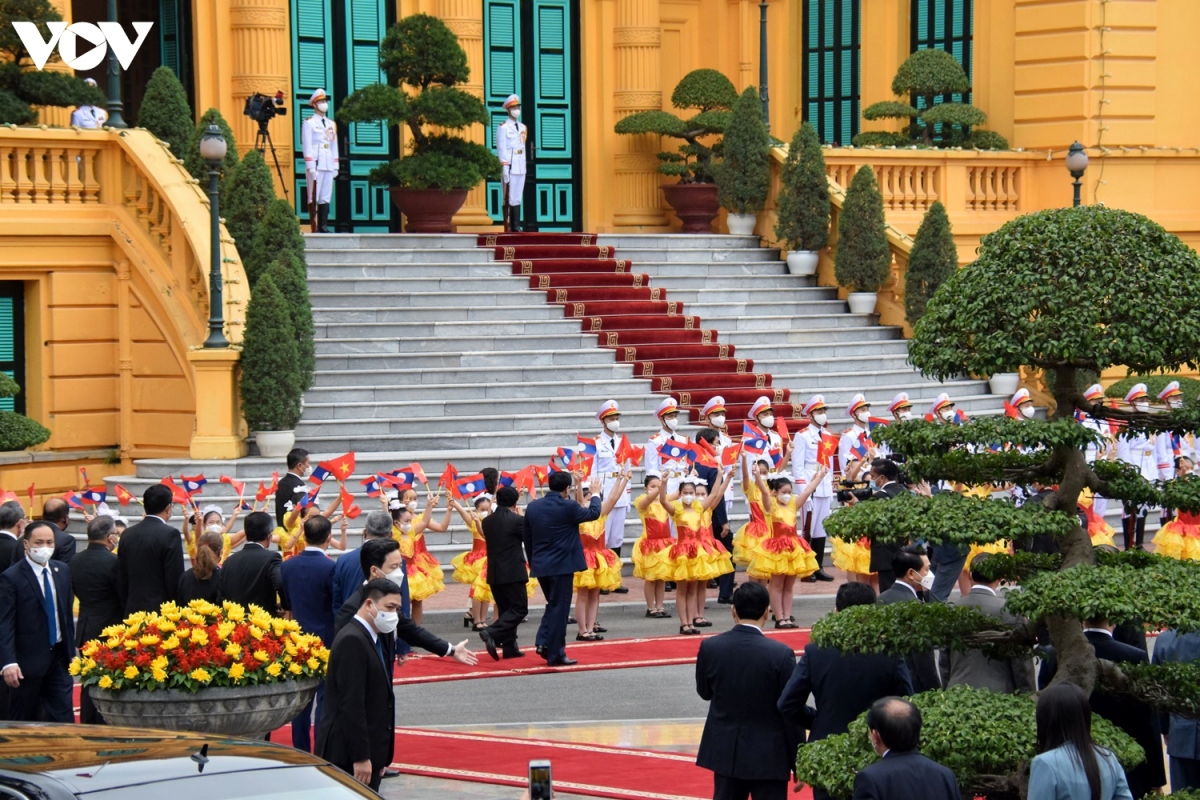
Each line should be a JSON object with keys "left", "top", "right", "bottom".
{"left": 479, "top": 486, "right": 529, "bottom": 661}
{"left": 779, "top": 583, "right": 912, "bottom": 799}
{"left": 71, "top": 516, "right": 123, "bottom": 725}
{"left": 863, "top": 459, "right": 909, "bottom": 591}
{"left": 0, "top": 521, "right": 76, "bottom": 722}
{"left": 852, "top": 697, "right": 959, "bottom": 800}
{"left": 116, "top": 485, "right": 184, "bottom": 615}
{"left": 697, "top": 582, "right": 798, "bottom": 800}
{"left": 877, "top": 545, "right": 941, "bottom": 693}
{"left": 0, "top": 500, "right": 25, "bottom": 570}
{"left": 332, "top": 510, "right": 409, "bottom": 623}
{"left": 219, "top": 511, "right": 287, "bottom": 616}
{"left": 39, "top": 498, "right": 77, "bottom": 565}
{"left": 275, "top": 448, "right": 311, "bottom": 528}
{"left": 281, "top": 515, "right": 337, "bottom": 753}
{"left": 524, "top": 470, "right": 601, "bottom": 666}
{"left": 1039, "top": 619, "right": 1166, "bottom": 797}
{"left": 945, "top": 554, "right": 1035, "bottom": 693}
{"left": 1153, "top": 627, "right": 1200, "bottom": 790}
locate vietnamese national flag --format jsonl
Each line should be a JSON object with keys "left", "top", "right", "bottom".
{"left": 776, "top": 416, "right": 791, "bottom": 446}
{"left": 567, "top": 449, "right": 594, "bottom": 472}
{"left": 721, "top": 442, "right": 743, "bottom": 467}
{"left": 532, "top": 464, "right": 549, "bottom": 485}
{"left": 344, "top": 503, "right": 363, "bottom": 520}
{"left": 1004, "top": 401, "right": 1020, "bottom": 420}
{"left": 455, "top": 473, "right": 487, "bottom": 499}
{"left": 513, "top": 466, "right": 537, "bottom": 495}
{"left": 0, "top": 491, "right": 17, "bottom": 503}
{"left": 694, "top": 437, "right": 719, "bottom": 468}
{"left": 407, "top": 462, "right": 428, "bottom": 485}
{"left": 79, "top": 467, "right": 89, "bottom": 488}
{"left": 160, "top": 477, "right": 191, "bottom": 505}
{"left": 254, "top": 481, "right": 270, "bottom": 502}
{"left": 320, "top": 452, "right": 356, "bottom": 482}
{"left": 360, "top": 475, "right": 382, "bottom": 497}
{"left": 339, "top": 485, "right": 355, "bottom": 512}
{"left": 114, "top": 484, "right": 135, "bottom": 506}
{"left": 26, "top": 483, "right": 35, "bottom": 507}
{"left": 219, "top": 475, "right": 246, "bottom": 498}
{"left": 266, "top": 472, "right": 280, "bottom": 495}
{"left": 817, "top": 432, "right": 839, "bottom": 468}
{"left": 438, "top": 464, "right": 459, "bottom": 492}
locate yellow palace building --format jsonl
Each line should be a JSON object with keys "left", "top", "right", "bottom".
{"left": 1, "top": 0, "right": 1198, "bottom": 493}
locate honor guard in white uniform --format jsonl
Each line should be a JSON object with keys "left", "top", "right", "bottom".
{"left": 591, "top": 400, "right": 633, "bottom": 556}
{"left": 838, "top": 394, "right": 875, "bottom": 479}
{"left": 1116, "top": 383, "right": 1157, "bottom": 550}
{"left": 1157, "top": 381, "right": 1190, "bottom": 477}
{"left": 792, "top": 395, "right": 834, "bottom": 580}
{"left": 71, "top": 79, "right": 107, "bottom": 128}
{"left": 645, "top": 398, "right": 690, "bottom": 496}
{"left": 497, "top": 94, "right": 528, "bottom": 232}
{"left": 702, "top": 396, "right": 735, "bottom": 518}
{"left": 1080, "top": 383, "right": 1114, "bottom": 519}
{"left": 876, "top": 393, "right": 914, "bottom": 459}
{"left": 1007, "top": 388, "right": 1040, "bottom": 504}
{"left": 302, "top": 89, "right": 339, "bottom": 233}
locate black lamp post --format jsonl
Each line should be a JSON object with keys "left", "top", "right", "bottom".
{"left": 1066, "top": 141, "right": 1089, "bottom": 208}
{"left": 199, "top": 125, "right": 229, "bottom": 349}
{"left": 759, "top": 1, "right": 770, "bottom": 129}
{"left": 104, "top": 0, "right": 127, "bottom": 128}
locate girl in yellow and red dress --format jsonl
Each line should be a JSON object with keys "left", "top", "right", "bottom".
{"left": 278, "top": 490, "right": 346, "bottom": 558}
{"left": 660, "top": 473, "right": 733, "bottom": 635}
{"left": 1155, "top": 457, "right": 1199, "bottom": 559}
{"left": 830, "top": 459, "right": 874, "bottom": 584}
{"left": 450, "top": 494, "right": 493, "bottom": 631}
{"left": 1078, "top": 487, "right": 1117, "bottom": 548}
{"left": 632, "top": 473, "right": 675, "bottom": 618}
{"left": 392, "top": 487, "right": 450, "bottom": 624}
{"left": 575, "top": 470, "right": 630, "bottom": 641}
{"left": 691, "top": 467, "right": 736, "bottom": 627}
{"left": 751, "top": 465, "right": 826, "bottom": 628}
{"left": 732, "top": 455, "right": 773, "bottom": 573}
{"left": 182, "top": 504, "right": 247, "bottom": 564}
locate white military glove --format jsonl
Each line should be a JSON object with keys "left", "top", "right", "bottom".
{"left": 502, "top": 164, "right": 510, "bottom": 181}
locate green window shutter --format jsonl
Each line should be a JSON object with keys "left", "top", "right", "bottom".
{"left": 803, "top": 0, "right": 860, "bottom": 145}
{"left": 159, "top": 0, "right": 180, "bottom": 75}
{"left": 910, "top": 0, "right": 973, "bottom": 106}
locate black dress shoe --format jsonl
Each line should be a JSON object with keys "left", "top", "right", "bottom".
{"left": 503, "top": 648, "right": 525, "bottom": 659}
{"left": 382, "top": 767, "right": 401, "bottom": 778}
{"left": 706, "top": 579, "right": 718, "bottom": 589}
{"left": 665, "top": 582, "right": 676, "bottom": 592}
{"left": 546, "top": 657, "right": 578, "bottom": 666}
{"left": 535, "top": 645, "right": 545, "bottom": 657}
{"left": 814, "top": 569, "right": 835, "bottom": 582}
{"left": 479, "top": 630, "right": 499, "bottom": 662}
{"left": 599, "top": 589, "right": 610, "bottom": 595}
{"left": 612, "top": 586, "right": 629, "bottom": 594}
{"left": 801, "top": 575, "right": 817, "bottom": 583}
{"left": 717, "top": 596, "right": 733, "bottom": 605}
{"left": 567, "top": 616, "right": 576, "bottom": 624}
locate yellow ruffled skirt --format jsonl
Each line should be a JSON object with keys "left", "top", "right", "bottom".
{"left": 450, "top": 545, "right": 487, "bottom": 585}
{"left": 732, "top": 517, "right": 769, "bottom": 566}
{"left": 574, "top": 550, "right": 624, "bottom": 591}
{"left": 407, "top": 562, "right": 445, "bottom": 602}
{"left": 831, "top": 537, "right": 873, "bottom": 575}
{"left": 470, "top": 560, "right": 539, "bottom": 603}
{"left": 668, "top": 535, "right": 733, "bottom": 582}
{"left": 747, "top": 535, "right": 818, "bottom": 580}
{"left": 1154, "top": 513, "right": 1200, "bottom": 560}
{"left": 632, "top": 533, "right": 676, "bottom": 582}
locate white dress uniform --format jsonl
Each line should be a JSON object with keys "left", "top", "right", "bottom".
{"left": 838, "top": 422, "right": 870, "bottom": 477}
{"left": 497, "top": 94, "right": 528, "bottom": 224}
{"left": 302, "top": 91, "right": 339, "bottom": 207}
{"left": 71, "top": 104, "right": 107, "bottom": 128}
{"left": 793, "top": 419, "right": 834, "bottom": 540}
{"left": 592, "top": 431, "right": 632, "bottom": 550}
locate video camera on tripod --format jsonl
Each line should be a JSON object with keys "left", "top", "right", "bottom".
{"left": 242, "top": 92, "right": 290, "bottom": 201}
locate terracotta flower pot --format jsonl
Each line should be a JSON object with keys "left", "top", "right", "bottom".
{"left": 389, "top": 188, "right": 469, "bottom": 233}
{"left": 661, "top": 183, "right": 720, "bottom": 234}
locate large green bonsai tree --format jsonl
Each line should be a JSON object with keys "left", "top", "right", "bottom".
{"left": 716, "top": 87, "right": 771, "bottom": 215}
{"left": 774, "top": 122, "right": 830, "bottom": 252}
{"left": 0, "top": 0, "right": 106, "bottom": 124}
{"left": 855, "top": 48, "right": 1007, "bottom": 150}
{"left": 903, "top": 201, "right": 957, "bottom": 324}
{"left": 834, "top": 165, "right": 890, "bottom": 293}
{"left": 797, "top": 205, "right": 1200, "bottom": 798}
{"left": 614, "top": 68, "right": 737, "bottom": 184}
{"left": 0, "top": 373, "right": 49, "bottom": 451}
{"left": 337, "top": 14, "right": 498, "bottom": 191}
{"left": 137, "top": 67, "right": 193, "bottom": 159}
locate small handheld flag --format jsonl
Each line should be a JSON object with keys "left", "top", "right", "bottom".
{"left": 550, "top": 447, "right": 575, "bottom": 472}
{"left": 219, "top": 476, "right": 246, "bottom": 498}
{"left": 499, "top": 471, "right": 517, "bottom": 488}
{"left": 1004, "top": 401, "right": 1020, "bottom": 420}
{"left": 114, "top": 484, "right": 135, "bottom": 506}
{"left": 454, "top": 473, "right": 486, "bottom": 499}
{"left": 63, "top": 492, "right": 84, "bottom": 509}
{"left": 80, "top": 487, "right": 106, "bottom": 505}
{"left": 339, "top": 485, "right": 355, "bottom": 513}
{"left": 360, "top": 475, "right": 382, "bottom": 498}
{"left": 437, "top": 464, "right": 458, "bottom": 491}
{"left": 817, "top": 432, "right": 839, "bottom": 468}
{"left": 344, "top": 503, "right": 363, "bottom": 520}
{"left": 407, "top": 462, "right": 428, "bottom": 485}
{"left": 721, "top": 443, "right": 743, "bottom": 467}
{"left": 849, "top": 436, "right": 868, "bottom": 461}
{"left": 657, "top": 440, "right": 696, "bottom": 463}
{"left": 776, "top": 416, "right": 790, "bottom": 445}
{"left": 180, "top": 475, "right": 207, "bottom": 495}
{"left": 575, "top": 435, "right": 598, "bottom": 457}
{"left": 297, "top": 487, "right": 320, "bottom": 510}
{"left": 867, "top": 417, "right": 890, "bottom": 435}
{"left": 79, "top": 467, "right": 89, "bottom": 488}
{"left": 694, "top": 437, "right": 719, "bottom": 468}
{"left": 160, "top": 477, "right": 191, "bottom": 505}
{"left": 239, "top": 501, "right": 253, "bottom": 511}
{"left": 767, "top": 447, "right": 785, "bottom": 469}
{"left": 532, "top": 464, "right": 550, "bottom": 485}
{"left": 742, "top": 430, "right": 769, "bottom": 455}
{"left": 953, "top": 409, "right": 969, "bottom": 425}
{"left": 309, "top": 465, "right": 332, "bottom": 484}
{"left": 319, "top": 452, "right": 357, "bottom": 482}
{"left": 254, "top": 481, "right": 271, "bottom": 502}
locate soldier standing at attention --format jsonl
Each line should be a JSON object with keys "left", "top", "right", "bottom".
{"left": 302, "top": 88, "right": 339, "bottom": 233}
{"left": 497, "top": 94, "right": 528, "bottom": 232}
{"left": 70, "top": 79, "right": 107, "bottom": 129}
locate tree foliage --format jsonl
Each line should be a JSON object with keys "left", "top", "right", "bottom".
{"left": 0, "top": 0, "right": 103, "bottom": 124}
{"left": 904, "top": 202, "right": 958, "bottom": 324}
{"left": 222, "top": 150, "right": 277, "bottom": 263}
{"left": 184, "top": 108, "right": 239, "bottom": 195}
{"left": 263, "top": 253, "right": 314, "bottom": 393}
{"left": 244, "top": 198, "right": 307, "bottom": 289}
{"left": 774, "top": 123, "right": 830, "bottom": 251}
{"left": 715, "top": 87, "right": 770, "bottom": 214}
{"left": 1105, "top": 374, "right": 1200, "bottom": 401}
{"left": 834, "top": 166, "right": 890, "bottom": 293}
{"left": 137, "top": 67, "right": 194, "bottom": 159}
{"left": 0, "top": 375, "right": 49, "bottom": 450}
{"left": 239, "top": 274, "right": 301, "bottom": 433}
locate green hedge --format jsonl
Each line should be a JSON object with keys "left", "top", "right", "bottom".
{"left": 137, "top": 67, "right": 194, "bottom": 159}
{"left": 239, "top": 274, "right": 301, "bottom": 432}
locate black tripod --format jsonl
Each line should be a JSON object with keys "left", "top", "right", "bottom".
{"left": 254, "top": 119, "right": 290, "bottom": 202}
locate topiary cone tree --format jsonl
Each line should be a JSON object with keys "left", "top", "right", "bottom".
{"left": 797, "top": 205, "right": 1200, "bottom": 798}
{"left": 223, "top": 150, "right": 277, "bottom": 263}
{"left": 137, "top": 67, "right": 194, "bottom": 160}
{"left": 716, "top": 86, "right": 770, "bottom": 215}
{"left": 244, "top": 198, "right": 307, "bottom": 289}
{"left": 185, "top": 107, "right": 240, "bottom": 194}
{"left": 239, "top": 273, "right": 301, "bottom": 434}
{"left": 834, "top": 165, "right": 890, "bottom": 294}
{"left": 774, "top": 122, "right": 830, "bottom": 253}
{"left": 903, "top": 200, "right": 957, "bottom": 325}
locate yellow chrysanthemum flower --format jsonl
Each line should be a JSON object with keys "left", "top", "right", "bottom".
{"left": 152, "top": 667, "right": 168, "bottom": 683}
{"left": 98, "top": 675, "right": 113, "bottom": 689}
{"left": 68, "top": 659, "right": 81, "bottom": 676}
{"left": 191, "top": 630, "right": 209, "bottom": 647}
{"left": 151, "top": 655, "right": 169, "bottom": 670}
{"left": 176, "top": 628, "right": 191, "bottom": 639}
{"left": 184, "top": 612, "right": 205, "bottom": 626}
{"left": 81, "top": 658, "right": 96, "bottom": 675}
{"left": 306, "top": 657, "right": 320, "bottom": 670}
{"left": 265, "top": 663, "right": 282, "bottom": 678}
{"left": 105, "top": 636, "right": 122, "bottom": 649}
{"left": 190, "top": 668, "right": 212, "bottom": 683}
{"left": 123, "top": 666, "right": 139, "bottom": 680}
{"left": 249, "top": 626, "right": 265, "bottom": 641}
{"left": 217, "top": 622, "right": 236, "bottom": 640}
{"left": 162, "top": 635, "right": 180, "bottom": 651}
{"left": 122, "top": 640, "right": 139, "bottom": 651}
{"left": 285, "top": 642, "right": 299, "bottom": 657}
{"left": 81, "top": 641, "right": 99, "bottom": 657}
{"left": 253, "top": 650, "right": 269, "bottom": 663}
{"left": 225, "top": 643, "right": 242, "bottom": 659}
{"left": 225, "top": 605, "right": 245, "bottom": 622}
{"left": 288, "top": 663, "right": 302, "bottom": 675}
{"left": 154, "top": 619, "right": 177, "bottom": 633}
{"left": 138, "top": 634, "right": 161, "bottom": 647}
{"left": 229, "top": 663, "right": 245, "bottom": 681}
{"left": 101, "top": 624, "right": 124, "bottom": 638}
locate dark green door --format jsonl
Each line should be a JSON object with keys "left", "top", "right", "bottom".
{"left": 484, "top": 0, "right": 581, "bottom": 231}
{"left": 0, "top": 283, "right": 26, "bottom": 415}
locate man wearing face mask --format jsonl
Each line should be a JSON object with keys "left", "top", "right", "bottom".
{"left": 645, "top": 398, "right": 691, "bottom": 497}
{"left": 497, "top": 94, "right": 528, "bottom": 233}
{"left": 592, "top": 400, "right": 633, "bottom": 564}
{"left": 1156, "top": 382, "right": 1190, "bottom": 527}
{"left": 929, "top": 393, "right": 958, "bottom": 426}
{"left": 277, "top": 448, "right": 313, "bottom": 528}
{"left": 0, "top": 520, "right": 75, "bottom": 722}
{"left": 1116, "top": 383, "right": 1159, "bottom": 550}
{"left": 853, "top": 697, "right": 959, "bottom": 800}
{"left": 872, "top": 393, "right": 913, "bottom": 460}
{"left": 320, "top": 575, "right": 477, "bottom": 790}
{"left": 838, "top": 394, "right": 876, "bottom": 477}
{"left": 302, "top": 89, "right": 339, "bottom": 233}
{"left": 793, "top": 395, "right": 835, "bottom": 582}
{"left": 876, "top": 545, "right": 942, "bottom": 692}
{"left": 71, "top": 516, "right": 123, "bottom": 725}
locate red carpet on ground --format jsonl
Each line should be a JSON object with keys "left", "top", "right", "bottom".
{"left": 390, "top": 629, "right": 811, "bottom": 686}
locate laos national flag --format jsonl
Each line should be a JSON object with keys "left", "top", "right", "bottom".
{"left": 309, "top": 465, "right": 332, "bottom": 484}
{"left": 742, "top": 431, "right": 769, "bottom": 455}
{"left": 455, "top": 473, "right": 487, "bottom": 499}
{"left": 180, "top": 475, "right": 207, "bottom": 495}
{"left": 1172, "top": 434, "right": 1183, "bottom": 458}
{"left": 550, "top": 448, "right": 575, "bottom": 472}
{"left": 360, "top": 475, "right": 382, "bottom": 498}
{"left": 850, "top": 435, "right": 868, "bottom": 461}
{"left": 657, "top": 440, "right": 696, "bottom": 463}
{"left": 867, "top": 417, "right": 890, "bottom": 436}
{"left": 498, "top": 471, "right": 517, "bottom": 489}
{"left": 1074, "top": 408, "right": 1087, "bottom": 423}
{"left": 81, "top": 487, "right": 106, "bottom": 505}
{"left": 63, "top": 492, "right": 84, "bottom": 510}
{"left": 767, "top": 448, "right": 784, "bottom": 469}
{"left": 576, "top": 435, "right": 598, "bottom": 457}
{"left": 954, "top": 409, "right": 969, "bottom": 425}
{"left": 386, "top": 468, "right": 417, "bottom": 488}
{"left": 297, "top": 487, "right": 320, "bottom": 509}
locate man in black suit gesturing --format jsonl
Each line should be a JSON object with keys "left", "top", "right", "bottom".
{"left": 319, "top": 577, "right": 477, "bottom": 790}
{"left": 116, "top": 485, "right": 184, "bottom": 615}
{"left": 696, "top": 582, "right": 799, "bottom": 800}
{"left": 479, "top": 486, "right": 529, "bottom": 661}
{"left": 852, "top": 697, "right": 959, "bottom": 800}
{"left": 219, "top": 512, "right": 287, "bottom": 616}
{"left": 71, "top": 516, "right": 124, "bottom": 724}
{"left": 39, "top": 498, "right": 77, "bottom": 565}
{"left": 876, "top": 544, "right": 942, "bottom": 693}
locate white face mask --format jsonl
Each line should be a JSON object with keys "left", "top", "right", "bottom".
{"left": 938, "top": 408, "right": 955, "bottom": 422}
{"left": 680, "top": 493, "right": 696, "bottom": 505}
{"left": 374, "top": 609, "right": 399, "bottom": 634}
{"left": 664, "top": 417, "right": 678, "bottom": 431}
{"left": 778, "top": 492, "right": 793, "bottom": 505}
{"left": 918, "top": 571, "right": 936, "bottom": 591}
{"left": 709, "top": 414, "right": 725, "bottom": 428}
{"left": 29, "top": 546, "right": 53, "bottom": 565}
{"left": 405, "top": 501, "right": 416, "bottom": 511}
{"left": 812, "top": 412, "right": 827, "bottom": 427}
{"left": 898, "top": 410, "right": 913, "bottom": 421}
{"left": 1020, "top": 405, "right": 1035, "bottom": 419}
{"left": 1169, "top": 400, "right": 1183, "bottom": 410}
{"left": 510, "top": 108, "right": 521, "bottom": 119}
{"left": 398, "top": 523, "right": 412, "bottom": 534}
{"left": 205, "top": 524, "right": 225, "bottom": 535}
{"left": 760, "top": 414, "right": 775, "bottom": 429}
{"left": 855, "top": 409, "right": 870, "bottom": 424}
{"left": 386, "top": 566, "right": 406, "bottom": 584}
{"left": 1133, "top": 402, "right": 1149, "bottom": 413}
{"left": 605, "top": 419, "right": 620, "bottom": 432}
{"left": 315, "top": 101, "right": 328, "bottom": 113}
{"left": 477, "top": 509, "right": 490, "bottom": 518}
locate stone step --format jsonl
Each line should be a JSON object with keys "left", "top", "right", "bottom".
{"left": 306, "top": 249, "right": 495, "bottom": 266}
{"left": 295, "top": 411, "right": 667, "bottom": 439}
{"left": 647, "top": 273, "right": 801, "bottom": 291}
{"left": 307, "top": 287, "right": 546, "bottom": 307}
{"left": 312, "top": 342, "right": 620, "bottom": 365}
{"left": 596, "top": 234, "right": 764, "bottom": 250}
{"left": 723, "top": 326, "right": 902, "bottom": 345}
{"left": 304, "top": 259, "right": 789, "bottom": 279}
{"left": 299, "top": 392, "right": 664, "bottom": 420}
{"left": 308, "top": 373, "right": 653, "bottom": 398}
{"left": 744, "top": 353, "right": 932, "bottom": 376}
{"left": 660, "top": 285, "right": 837, "bottom": 302}
{"left": 686, "top": 299, "right": 849, "bottom": 317}
{"left": 733, "top": 340, "right": 912, "bottom": 360}
{"left": 307, "top": 359, "right": 639, "bottom": 383}
{"left": 312, "top": 328, "right": 595, "bottom": 350}
{"left": 304, "top": 233, "right": 479, "bottom": 250}
{"left": 312, "top": 318, "right": 584, "bottom": 337}
{"left": 704, "top": 312, "right": 877, "bottom": 331}
{"left": 310, "top": 303, "right": 560, "bottom": 322}
{"left": 607, "top": 248, "right": 778, "bottom": 263}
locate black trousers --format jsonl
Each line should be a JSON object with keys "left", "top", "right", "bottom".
{"left": 485, "top": 580, "right": 528, "bottom": 649}
{"left": 716, "top": 526, "right": 736, "bottom": 599}
{"left": 79, "top": 685, "right": 106, "bottom": 725}
{"left": 11, "top": 643, "right": 73, "bottom": 723}
{"left": 713, "top": 774, "right": 788, "bottom": 800}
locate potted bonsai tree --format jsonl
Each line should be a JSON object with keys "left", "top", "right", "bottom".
{"left": 239, "top": 273, "right": 302, "bottom": 457}
{"left": 0, "top": 374, "right": 49, "bottom": 452}
{"left": 774, "top": 122, "right": 830, "bottom": 275}
{"left": 835, "top": 165, "right": 891, "bottom": 314}
{"left": 717, "top": 86, "right": 770, "bottom": 235}
{"left": 0, "top": 1, "right": 106, "bottom": 124}
{"left": 338, "top": 14, "right": 499, "bottom": 232}
{"left": 614, "top": 68, "right": 737, "bottom": 233}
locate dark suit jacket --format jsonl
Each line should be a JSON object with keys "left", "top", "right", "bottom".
{"left": 482, "top": 506, "right": 528, "bottom": 586}
{"left": 48, "top": 522, "right": 76, "bottom": 565}
{"left": 877, "top": 582, "right": 940, "bottom": 693}
{"left": 695, "top": 464, "right": 728, "bottom": 536}
{"left": 0, "top": 532, "right": 22, "bottom": 570}
{"left": 314, "top": 618, "right": 395, "bottom": 773}
{"left": 696, "top": 625, "right": 799, "bottom": 782}
{"left": 867, "top": 482, "right": 909, "bottom": 572}
{"left": 218, "top": 542, "right": 287, "bottom": 615}
{"left": 275, "top": 472, "right": 307, "bottom": 528}
{"left": 281, "top": 549, "right": 336, "bottom": 646}
{"left": 116, "top": 515, "right": 185, "bottom": 615}
{"left": 70, "top": 543, "right": 123, "bottom": 647}
{"left": 331, "top": 548, "right": 411, "bottom": 653}
{"left": 778, "top": 643, "right": 913, "bottom": 743}
{"left": 0, "top": 558, "right": 76, "bottom": 676}
{"left": 334, "top": 586, "right": 450, "bottom": 668}
{"left": 946, "top": 587, "right": 1035, "bottom": 693}
{"left": 523, "top": 492, "right": 599, "bottom": 578}
{"left": 178, "top": 567, "right": 221, "bottom": 605}
{"left": 1153, "top": 629, "right": 1200, "bottom": 760}
{"left": 852, "top": 749, "right": 960, "bottom": 800}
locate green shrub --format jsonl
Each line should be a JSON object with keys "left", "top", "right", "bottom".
{"left": 244, "top": 198, "right": 306, "bottom": 288}
{"left": 0, "top": 2, "right": 105, "bottom": 124}
{"left": 223, "top": 150, "right": 276, "bottom": 262}
{"left": 774, "top": 122, "right": 830, "bottom": 251}
{"left": 892, "top": 48, "right": 971, "bottom": 98}
{"left": 850, "top": 130, "right": 912, "bottom": 148}
{"left": 0, "top": 410, "right": 49, "bottom": 451}
{"left": 184, "top": 108, "right": 239, "bottom": 193}
{"left": 966, "top": 130, "right": 1010, "bottom": 150}
{"left": 904, "top": 201, "right": 957, "bottom": 324}
{"left": 0, "top": 372, "right": 20, "bottom": 398}
{"left": 263, "top": 252, "right": 314, "bottom": 392}
{"left": 239, "top": 274, "right": 301, "bottom": 432}
{"left": 137, "top": 66, "right": 194, "bottom": 159}
{"left": 716, "top": 87, "right": 770, "bottom": 214}
{"left": 1106, "top": 375, "right": 1200, "bottom": 402}
{"left": 834, "top": 165, "right": 890, "bottom": 293}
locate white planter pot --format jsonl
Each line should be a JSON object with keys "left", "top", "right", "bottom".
{"left": 786, "top": 250, "right": 819, "bottom": 276}
{"left": 256, "top": 430, "right": 296, "bottom": 458}
{"left": 989, "top": 373, "right": 1021, "bottom": 396}
{"left": 726, "top": 213, "right": 758, "bottom": 235}
{"left": 846, "top": 292, "right": 878, "bottom": 315}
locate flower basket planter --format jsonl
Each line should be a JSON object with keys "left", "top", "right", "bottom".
{"left": 391, "top": 188, "right": 469, "bottom": 233}
{"left": 662, "top": 183, "right": 719, "bottom": 234}
{"left": 91, "top": 677, "right": 319, "bottom": 739}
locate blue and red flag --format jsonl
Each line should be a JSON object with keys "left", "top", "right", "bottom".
{"left": 1074, "top": 408, "right": 1087, "bottom": 423}
{"left": 80, "top": 487, "right": 106, "bottom": 505}
{"left": 954, "top": 409, "right": 969, "bottom": 425}
{"left": 180, "top": 475, "right": 207, "bottom": 495}
{"left": 1172, "top": 434, "right": 1184, "bottom": 458}
{"left": 849, "top": 435, "right": 868, "bottom": 461}
{"left": 867, "top": 416, "right": 890, "bottom": 436}
{"left": 455, "top": 473, "right": 487, "bottom": 499}
{"left": 657, "top": 440, "right": 697, "bottom": 463}
{"left": 767, "top": 447, "right": 785, "bottom": 469}
{"left": 550, "top": 447, "right": 575, "bottom": 472}
{"left": 360, "top": 475, "right": 382, "bottom": 498}
{"left": 63, "top": 492, "right": 84, "bottom": 510}
{"left": 297, "top": 487, "right": 320, "bottom": 510}
{"left": 498, "top": 471, "right": 517, "bottom": 489}
{"left": 576, "top": 435, "right": 598, "bottom": 457}
{"left": 309, "top": 465, "right": 332, "bottom": 484}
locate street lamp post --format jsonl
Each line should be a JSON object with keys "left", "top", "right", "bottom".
{"left": 199, "top": 125, "right": 229, "bottom": 349}
{"left": 759, "top": 1, "right": 770, "bottom": 129}
{"left": 1066, "top": 141, "right": 1089, "bottom": 208}
{"left": 104, "top": 0, "right": 127, "bottom": 128}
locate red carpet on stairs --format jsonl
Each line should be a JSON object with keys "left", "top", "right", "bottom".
{"left": 479, "top": 233, "right": 800, "bottom": 421}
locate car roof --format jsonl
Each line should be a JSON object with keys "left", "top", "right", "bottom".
{"left": 0, "top": 723, "right": 324, "bottom": 794}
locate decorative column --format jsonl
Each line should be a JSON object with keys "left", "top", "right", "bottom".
{"left": 188, "top": 349, "right": 248, "bottom": 459}
{"left": 613, "top": 0, "right": 668, "bottom": 229}
{"left": 116, "top": 260, "right": 134, "bottom": 467}
{"left": 229, "top": 0, "right": 293, "bottom": 198}
{"left": 438, "top": 0, "right": 493, "bottom": 228}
